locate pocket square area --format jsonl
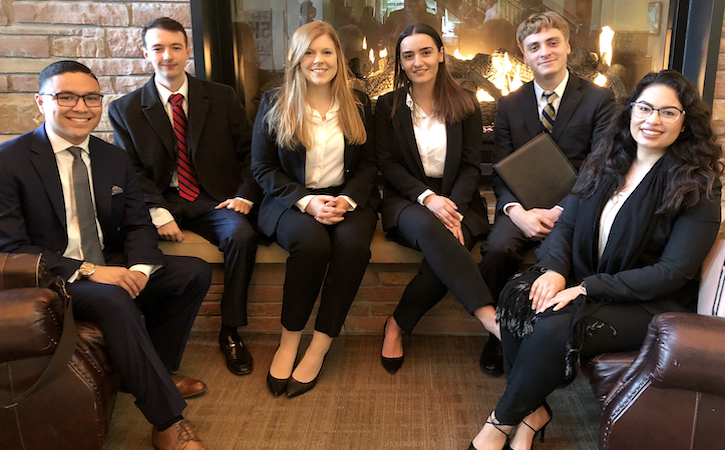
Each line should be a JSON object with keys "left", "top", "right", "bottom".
{"left": 111, "top": 185, "right": 124, "bottom": 195}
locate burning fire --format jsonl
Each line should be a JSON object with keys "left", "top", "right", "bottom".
{"left": 362, "top": 37, "right": 367, "bottom": 50}
{"left": 476, "top": 89, "right": 495, "bottom": 102}
{"left": 599, "top": 26, "right": 615, "bottom": 66}
{"left": 491, "top": 52, "right": 523, "bottom": 96}
{"left": 369, "top": 49, "right": 375, "bottom": 65}
{"left": 594, "top": 74, "right": 608, "bottom": 87}
{"left": 453, "top": 49, "right": 474, "bottom": 60}
{"left": 379, "top": 48, "right": 388, "bottom": 58}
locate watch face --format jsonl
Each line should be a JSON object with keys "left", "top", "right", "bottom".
{"left": 80, "top": 262, "right": 95, "bottom": 277}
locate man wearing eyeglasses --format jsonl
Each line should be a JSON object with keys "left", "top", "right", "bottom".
{"left": 109, "top": 17, "right": 263, "bottom": 377}
{"left": 477, "top": 11, "right": 615, "bottom": 376}
{"left": 0, "top": 60, "right": 211, "bottom": 450}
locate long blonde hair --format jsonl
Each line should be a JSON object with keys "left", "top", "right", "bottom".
{"left": 265, "top": 21, "right": 366, "bottom": 150}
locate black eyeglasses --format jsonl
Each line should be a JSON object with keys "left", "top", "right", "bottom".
{"left": 40, "top": 93, "right": 104, "bottom": 108}
{"left": 630, "top": 102, "right": 685, "bottom": 123}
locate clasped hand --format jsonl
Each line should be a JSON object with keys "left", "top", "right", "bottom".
{"left": 529, "top": 270, "right": 581, "bottom": 313}
{"left": 305, "top": 195, "right": 351, "bottom": 225}
{"left": 508, "top": 206, "right": 562, "bottom": 240}
{"left": 88, "top": 266, "right": 148, "bottom": 299}
{"left": 424, "top": 194, "right": 466, "bottom": 245}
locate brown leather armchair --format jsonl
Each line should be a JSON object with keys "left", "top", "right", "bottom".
{"left": 583, "top": 312, "right": 725, "bottom": 450}
{"left": 0, "top": 258, "right": 120, "bottom": 450}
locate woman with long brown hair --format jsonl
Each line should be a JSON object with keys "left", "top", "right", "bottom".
{"left": 376, "top": 23, "right": 499, "bottom": 374}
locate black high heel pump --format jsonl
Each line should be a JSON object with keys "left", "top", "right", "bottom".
{"left": 381, "top": 316, "right": 404, "bottom": 374}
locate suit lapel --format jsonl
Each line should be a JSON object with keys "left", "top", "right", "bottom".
{"left": 519, "top": 83, "right": 544, "bottom": 138}
{"left": 186, "top": 76, "right": 209, "bottom": 158}
{"left": 29, "top": 127, "right": 66, "bottom": 228}
{"left": 141, "top": 77, "right": 175, "bottom": 157}
{"left": 88, "top": 137, "right": 112, "bottom": 234}
{"left": 442, "top": 121, "right": 461, "bottom": 193}
{"left": 397, "top": 99, "right": 426, "bottom": 178}
{"left": 551, "top": 75, "right": 583, "bottom": 142}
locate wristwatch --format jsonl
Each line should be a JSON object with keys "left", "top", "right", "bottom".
{"left": 79, "top": 262, "right": 96, "bottom": 279}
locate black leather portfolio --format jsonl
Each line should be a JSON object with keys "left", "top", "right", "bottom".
{"left": 493, "top": 133, "right": 578, "bottom": 209}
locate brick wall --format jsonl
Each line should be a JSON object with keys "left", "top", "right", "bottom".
{"left": 0, "top": 0, "right": 193, "bottom": 144}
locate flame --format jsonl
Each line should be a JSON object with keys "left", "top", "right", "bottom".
{"left": 362, "top": 37, "right": 367, "bottom": 50}
{"left": 599, "top": 26, "right": 615, "bottom": 66}
{"left": 369, "top": 49, "right": 375, "bottom": 65}
{"left": 476, "top": 89, "right": 495, "bottom": 102}
{"left": 453, "top": 49, "right": 474, "bottom": 60}
{"left": 379, "top": 48, "right": 388, "bottom": 58}
{"left": 594, "top": 74, "right": 608, "bottom": 87}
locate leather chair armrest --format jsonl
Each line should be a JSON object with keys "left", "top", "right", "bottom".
{"left": 0, "top": 288, "right": 63, "bottom": 364}
{"left": 606, "top": 312, "right": 725, "bottom": 406}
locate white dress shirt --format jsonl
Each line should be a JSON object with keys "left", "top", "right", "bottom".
{"left": 294, "top": 101, "right": 356, "bottom": 213}
{"left": 149, "top": 75, "right": 253, "bottom": 228}
{"left": 406, "top": 93, "right": 448, "bottom": 206}
{"left": 503, "top": 71, "right": 570, "bottom": 215}
{"left": 46, "top": 127, "right": 155, "bottom": 281}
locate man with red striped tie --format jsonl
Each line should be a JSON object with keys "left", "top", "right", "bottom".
{"left": 109, "top": 17, "right": 263, "bottom": 379}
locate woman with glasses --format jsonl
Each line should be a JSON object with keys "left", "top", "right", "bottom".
{"left": 469, "top": 70, "right": 722, "bottom": 450}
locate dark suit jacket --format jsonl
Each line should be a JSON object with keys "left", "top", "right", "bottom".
{"left": 492, "top": 74, "right": 615, "bottom": 212}
{"left": 374, "top": 89, "right": 489, "bottom": 237}
{"left": 108, "top": 74, "right": 263, "bottom": 211}
{"left": 538, "top": 179, "right": 722, "bottom": 316}
{"left": 0, "top": 126, "right": 165, "bottom": 280}
{"left": 251, "top": 89, "right": 380, "bottom": 237}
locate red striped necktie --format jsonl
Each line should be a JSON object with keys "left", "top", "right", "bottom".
{"left": 169, "top": 93, "right": 200, "bottom": 201}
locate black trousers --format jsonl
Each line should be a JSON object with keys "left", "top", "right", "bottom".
{"left": 274, "top": 204, "right": 378, "bottom": 337}
{"left": 164, "top": 189, "right": 257, "bottom": 327}
{"left": 479, "top": 214, "right": 539, "bottom": 304}
{"left": 67, "top": 255, "right": 211, "bottom": 428}
{"left": 389, "top": 204, "right": 493, "bottom": 335}
{"left": 495, "top": 300, "right": 658, "bottom": 425}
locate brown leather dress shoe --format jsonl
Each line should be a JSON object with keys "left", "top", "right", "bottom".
{"left": 152, "top": 419, "right": 207, "bottom": 450}
{"left": 171, "top": 374, "right": 207, "bottom": 398}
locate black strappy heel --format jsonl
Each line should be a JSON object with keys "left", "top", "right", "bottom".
{"left": 468, "top": 413, "right": 513, "bottom": 450}
{"left": 518, "top": 401, "right": 553, "bottom": 447}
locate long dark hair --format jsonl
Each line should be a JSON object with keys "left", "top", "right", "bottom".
{"left": 391, "top": 23, "right": 476, "bottom": 123}
{"left": 575, "top": 70, "right": 723, "bottom": 215}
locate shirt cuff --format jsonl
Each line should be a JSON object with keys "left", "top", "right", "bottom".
{"left": 503, "top": 202, "right": 522, "bottom": 216}
{"left": 554, "top": 205, "right": 564, "bottom": 211}
{"left": 417, "top": 189, "right": 435, "bottom": 206}
{"left": 235, "top": 197, "right": 254, "bottom": 208}
{"left": 295, "top": 195, "right": 315, "bottom": 212}
{"left": 129, "top": 264, "right": 161, "bottom": 278}
{"left": 338, "top": 195, "right": 357, "bottom": 211}
{"left": 150, "top": 207, "right": 175, "bottom": 228}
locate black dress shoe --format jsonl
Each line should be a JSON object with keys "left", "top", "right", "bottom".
{"left": 219, "top": 331, "right": 253, "bottom": 375}
{"left": 266, "top": 371, "right": 288, "bottom": 397}
{"left": 479, "top": 335, "right": 503, "bottom": 377}
{"left": 286, "top": 374, "right": 319, "bottom": 398}
{"left": 381, "top": 317, "right": 404, "bottom": 374}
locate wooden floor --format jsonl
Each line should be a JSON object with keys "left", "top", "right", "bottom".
{"left": 105, "top": 333, "right": 601, "bottom": 450}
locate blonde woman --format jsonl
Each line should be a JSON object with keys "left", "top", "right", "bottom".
{"left": 251, "top": 21, "right": 379, "bottom": 398}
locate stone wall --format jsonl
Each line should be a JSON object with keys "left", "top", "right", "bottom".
{"left": 0, "top": 0, "right": 193, "bottom": 144}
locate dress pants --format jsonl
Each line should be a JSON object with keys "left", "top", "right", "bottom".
{"left": 495, "top": 300, "right": 657, "bottom": 425}
{"left": 274, "top": 204, "right": 378, "bottom": 337}
{"left": 67, "top": 255, "right": 211, "bottom": 428}
{"left": 479, "top": 214, "right": 539, "bottom": 304}
{"left": 164, "top": 189, "right": 257, "bottom": 327}
{"left": 389, "top": 204, "right": 493, "bottom": 335}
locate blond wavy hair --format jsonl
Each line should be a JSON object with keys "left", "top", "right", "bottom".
{"left": 265, "top": 21, "right": 366, "bottom": 150}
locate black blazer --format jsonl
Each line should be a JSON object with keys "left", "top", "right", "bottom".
{"left": 251, "top": 89, "right": 380, "bottom": 237}
{"left": 0, "top": 126, "right": 165, "bottom": 280}
{"left": 374, "top": 89, "right": 489, "bottom": 237}
{"left": 492, "top": 75, "right": 615, "bottom": 211}
{"left": 538, "top": 179, "right": 722, "bottom": 316}
{"left": 108, "top": 74, "right": 263, "bottom": 208}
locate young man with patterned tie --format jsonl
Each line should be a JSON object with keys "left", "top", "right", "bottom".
{"left": 109, "top": 17, "right": 263, "bottom": 376}
{"left": 0, "top": 60, "right": 212, "bottom": 449}
{"left": 478, "top": 11, "right": 615, "bottom": 376}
